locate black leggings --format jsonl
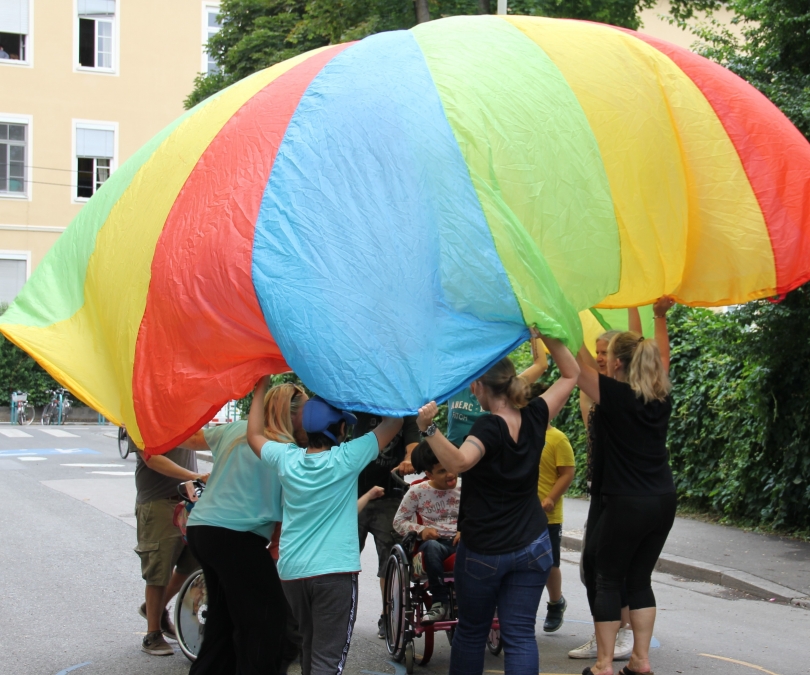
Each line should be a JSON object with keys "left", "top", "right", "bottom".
{"left": 187, "top": 525, "right": 287, "bottom": 675}
{"left": 584, "top": 493, "right": 676, "bottom": 622}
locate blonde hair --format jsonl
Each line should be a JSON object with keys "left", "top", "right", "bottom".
{"left": 609, "top": 332, "right": 671, "bottom": 403}
{"left": 263, "top": 383, "right": 306, "bottom": 443}
{"left": 478, "top": 357, "right": 530, "bottom": 409}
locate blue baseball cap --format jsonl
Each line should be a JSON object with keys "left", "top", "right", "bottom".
{"left": 302, "top": 396, "right": 358, "bottom": 443}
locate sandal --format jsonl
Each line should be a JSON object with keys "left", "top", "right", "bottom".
{"left": 619, "top": 668, "right": 654, "bottom": 675}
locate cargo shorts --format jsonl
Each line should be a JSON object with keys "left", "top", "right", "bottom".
{"left": 134, "top": 497, "right": 198, "bottom": 586}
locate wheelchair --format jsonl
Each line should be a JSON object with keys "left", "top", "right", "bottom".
{"left": 383, "top": 531, "right": 502, "bottom": 673}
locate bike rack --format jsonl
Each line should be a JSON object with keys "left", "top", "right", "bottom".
{"left": 10, "top": 391, "right": 27, "bottom": 425}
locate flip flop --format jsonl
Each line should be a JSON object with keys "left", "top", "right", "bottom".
{"left": 619, "top": 667, "right": 655, "bottom": 675}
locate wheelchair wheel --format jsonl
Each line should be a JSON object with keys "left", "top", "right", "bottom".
{"left": 487, "top": 626, "right": 503, "bottom": 655}
{"left": 383, "top": 544, "right": 410, "bottom": 662}
{"left": 174, "top": 568, "right": 207, "bottom": 662}
{"left": 404, "top": 640, "right": 415, "bottom": 674}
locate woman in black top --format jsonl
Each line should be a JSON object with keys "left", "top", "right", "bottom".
{"left": 577, "top": 319, "right": 677, "bottom": 675}
{"left": 416, "top": 332, "right": 579, "bottom": 675}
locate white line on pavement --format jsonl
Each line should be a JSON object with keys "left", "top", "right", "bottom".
{"left": 62, "top": 463, "right": 125, "bottom": 468}
{"left": 0, "top": 429, "right": 33, "bottom": 437}
{"left": 40, "top": 429, "right": 80, "bottom": 438}
{"left": 90, "top": 471, "right": 135, "bottom": 476}
{"left": 18, "top": 457, "right": 47, "bottom": 461}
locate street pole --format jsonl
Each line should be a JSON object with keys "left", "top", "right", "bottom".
{"left": 497, "top": 0, "right": 507, "bottom": 14}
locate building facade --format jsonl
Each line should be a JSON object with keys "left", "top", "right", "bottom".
{"left": 0, "top": 0, "right": 220, "bottom": 304}
{"left": 0, "top": 0, "right": 733, "bottom": 305}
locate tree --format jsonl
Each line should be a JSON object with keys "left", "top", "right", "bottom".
{"left": 185, "top": 0, "right": 722, "bottom": 108}
{"left": 689, "top": 0, "right": 810, "bottom": 137}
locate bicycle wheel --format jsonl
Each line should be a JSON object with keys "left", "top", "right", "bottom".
{"left": 174, "top": 568, "right": 207, "bottom": 662}
{"left": 118, "top": 427, "right": 129, "bottom": 459}
{"left": 61, "top": 401, "right": 71, "bottom": 424}
{"left": 41, "top": 402, "right": 57, "bottom": 425}
{"left": 21, "top": 404, "right": 35, "bottom": 425}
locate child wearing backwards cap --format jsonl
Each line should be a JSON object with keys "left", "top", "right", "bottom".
{"left": 247, "top": 377, "right": 403, "bottom": 675}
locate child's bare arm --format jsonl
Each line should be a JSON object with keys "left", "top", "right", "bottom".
{"left": 358, "top": 486, "right": 384, "bottom": 513}
{"left": 541, "top": 466, "right": 576, "bottom": 513}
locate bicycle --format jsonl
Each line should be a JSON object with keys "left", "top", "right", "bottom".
{"left": 41, "top": 388, "right": 72, "bottom": 425}
{"left": 118, "top": 426, "right": 130, "bottom": 459}
{"left": 11, "top": 391, "right": 34, "bottom": 425}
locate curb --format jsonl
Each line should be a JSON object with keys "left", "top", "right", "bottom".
{"left": 561, "top": 533, "right": 808, "bottom": 607}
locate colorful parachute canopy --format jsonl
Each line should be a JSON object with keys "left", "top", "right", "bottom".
{"left": 2, "top": 16, "right": 810, "bottom": 452}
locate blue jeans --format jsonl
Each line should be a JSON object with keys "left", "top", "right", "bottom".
{"left": 420, "top": 538, "right": 456, "bottom": 603}
{"left": 450, "top": 531, "right": 553, "bottom": 675}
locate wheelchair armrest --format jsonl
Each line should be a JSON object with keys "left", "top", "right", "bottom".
{"left": 402, "top": 531, "right": 419, "bottom": 558}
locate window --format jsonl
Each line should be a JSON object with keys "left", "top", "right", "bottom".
{"left": 0, "top": 0, "right": 30, "bottom": 63}
{"left": 74, "top": 123, "right": 115, "bottom": 200}
{"left": 0, "top": 121, "right": 27, "bottom": 195}
{"left": 0, "top": 252, "right": 29, "bottom": 304}
{"left": 203, "top": 4, "right": 221, "bottom": 74}
{"left": 77, "top": 0, "right": 114, "bottom": 70}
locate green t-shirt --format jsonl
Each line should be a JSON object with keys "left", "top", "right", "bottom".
{"left": 446, "top": 388, "right": 485, "bottom": 446}
{"left": 187, "top": 421, "right": 282, "bottom": 541}
{"left": 261, "top": 433, "right": 379, "bottom": 580}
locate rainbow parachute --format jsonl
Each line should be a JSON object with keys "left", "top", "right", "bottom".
{"left": 2, "top": 16, "right": 810, "bottom": 452}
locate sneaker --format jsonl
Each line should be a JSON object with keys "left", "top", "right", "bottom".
{"left": 141, "top": 630, "right": 174, "bottom": 656}
{"left": 568, "top": 634, "right": 597, "bottom": 659}
{"left": 543, "top": 595, "right": 567, "bottom": 632}
{"left": 139, "top": 602, "right": 177, "bottom": 641}
{"left": 377, "top": 615, "right": 385, "bottom": 639}
{"left": 421, "top": 601, "right": 447, "bottom": 625}
{"left": 614, "top": 625, "right": 634, "bottom": 661}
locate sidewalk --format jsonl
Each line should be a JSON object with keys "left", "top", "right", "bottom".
{"left": 561, "top": 497, "right": 810, "bottom": 607}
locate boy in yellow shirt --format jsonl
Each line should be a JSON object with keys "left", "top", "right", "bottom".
{"left": 538, "top": 423, "right": 576, "bottom": 632}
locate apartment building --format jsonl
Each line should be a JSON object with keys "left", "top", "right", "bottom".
{"left": 0, "top": 1, "right": 728, "bottom": 306}
{"left": 0, "top": 0, "right": 221, "bottom": 304}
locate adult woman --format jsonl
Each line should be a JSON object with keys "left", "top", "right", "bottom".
{"left": 182, "top": 383, "right": 308, "bottom": 675}
{"left": 576, "top": 301, "right": 676, "bottom": 675}
{"left": 416, "top": 333, "right": 579, "bottom": 675}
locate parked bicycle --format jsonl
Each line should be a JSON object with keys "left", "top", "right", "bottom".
{"left": 11, "top": 391, "right": 34, "bottom": 425}
{"left": 118, "top": 426, "right": 130, "bottom": 459}
{"left": 41, "top": 388, "right": 72, "bottom": 425}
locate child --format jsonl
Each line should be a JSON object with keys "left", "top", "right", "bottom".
{"left": 247, "top": 380, "right": 403, "bottom": 675}
{"left": 536, "top": 414, "right": 576, "bottom": 632}
{"left": 393, "top": 441, "right": 461, "bottom": 623}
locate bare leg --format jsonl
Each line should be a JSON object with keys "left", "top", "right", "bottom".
{"left": 546, "top": 567, "right": 562, "bottom": 602}
{"left": 592, "top": 620, "right": 620, "bottom": 675}
{"left": 621, "top": 604, "right": 632, "bottom": 629}
{"left": 627, "top": 607, "right": 656, "bottom": 673}
{"left": 164, "top": 570, "right": 189, "bottom": 606}
{"left": 145, "top": 585, "right": 167, "bottom": 633}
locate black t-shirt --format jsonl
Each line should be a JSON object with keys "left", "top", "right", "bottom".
{"left": 458, "top": 397, "right": 549, "bottom": 555}
{"left": 592, "top": 374, "right": 675, "bottom": 496}
{"left": 355, "top": 414, "right": 420, "bottom": 498}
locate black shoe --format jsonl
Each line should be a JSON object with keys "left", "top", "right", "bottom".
{"left": 543, "top": 595, "right": 567, "bottom": 632}
{"left": 377, "top": 614, "right": 385, "bottom": 639}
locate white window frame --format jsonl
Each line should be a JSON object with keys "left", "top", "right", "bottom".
{"left": 201, "top": 2, "right": 220, "bottom": 74}
{"left": 0, "top": 112, "right": 32, "bottom": 201}
{"left": 71, "top": 119, "right": 117, "bottom": 204}
{"left": 73, "top": 0, "right": 119, "bottom": 76}
{"left": 0, "top": 249, "right": 31, "bottom": 305}
{"left": 0, "top": 0, "right": 34, "bottom": 67}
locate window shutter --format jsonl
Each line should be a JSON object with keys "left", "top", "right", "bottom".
{"left": 0, "top": 258, "right": 26, "bottom": 304}
{"left": 0, "top": 0, "right": 29, "bottom": 34}
{"left": 76, "top": 128, "right": 114, "bottom": 159}
{"left": 77, "top": 0, "right": 115, "bottom": 15}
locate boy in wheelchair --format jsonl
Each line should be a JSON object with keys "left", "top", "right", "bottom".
{"left": 393, "top": 441, "right": 461, "bottom": 624}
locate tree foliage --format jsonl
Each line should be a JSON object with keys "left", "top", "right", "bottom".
{"left": 689, "top": 0, "right": 810, "bottom": 137}
{"left": 185, "top": 0, "right": 721, "bottom": 108}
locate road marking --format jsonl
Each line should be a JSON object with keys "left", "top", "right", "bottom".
{"left": 40, "top": 429, "right": 80, "bottom": 437}
{"left": 0, "top": 448, "right": 101, "bottom": 457}
{"left": 0, "top": 429, "right": 33, "bottom": 437}
{"left": 18, "top": 457, "right": 47, "bottom": 461}
{"left": 55, "top": 663, "right": 92, "bottom": 675}
{"left": 700, "top": 654, "right": 782, "bottom": 675}
{"left": 91, "top": 471, "right": 135, "bottom": 476}
{"left": 63, "top": 463, "right": 125, "bottom": 468}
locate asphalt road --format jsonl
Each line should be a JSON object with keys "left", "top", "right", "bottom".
{"left": 0, "top": 425, "right": 806, "bottom": 675}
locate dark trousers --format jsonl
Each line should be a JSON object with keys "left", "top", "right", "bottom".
{"left": 585, "top": 493, "right": 677, "bottom": 622}
{"left": 283, "top": 573, "right": 358, "bottom": 675}
{"left": 421, "top": 538, "right": 456, "bottom": 603}
{"left": 450, "top": 532, "right": 553, "bottom": 675}
{"left": 187, "top": 525, "right": 286, "bottom": 675}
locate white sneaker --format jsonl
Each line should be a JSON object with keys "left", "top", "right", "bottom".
{"left": 568, "top": 634, "right": 597, "bottom": 659}
{"left": 614, "top": 626, "right": 634, "bottom": 661}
